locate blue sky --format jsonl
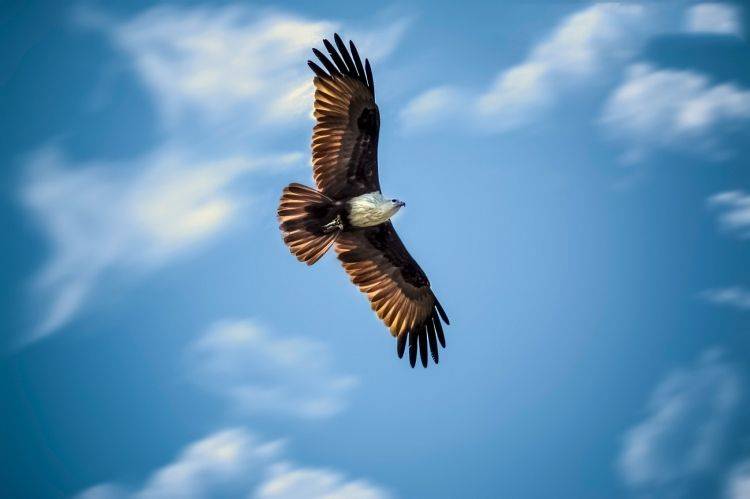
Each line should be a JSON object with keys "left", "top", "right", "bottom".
{"left": 3, "top": 1, "right": 750, "bottom": 497}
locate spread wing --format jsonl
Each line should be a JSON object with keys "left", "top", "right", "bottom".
{"left": 308, "top": 34, "right": 380, "bottom": 200}
{"left": 335, "top": 222, "right": 450, "bottom": 368}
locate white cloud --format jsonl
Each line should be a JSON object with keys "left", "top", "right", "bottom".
{"left": 21, "top": 146, "right": 299, "bottom": 344}
{"left": 77, "top": 484, "right": 128, "bottom": 499}
{"left": 708, "top": 191, "right": 750, "bottom": 238}
{"left": 618, "top": 350, "right": 740, "bottom": 492}
{"left": 726, "top": 459, "right": 750, "bottom": 499}
{"left": 476, "top": 3, "right": 652, "bottom": 129}
{"left": 76, "top": 428, "right": 390, "bottom": 499}
{"left": 401, "top": 2, "right": 746, "bottom": 140}
{"left": 76, "top": 428, "right": 284, "bottom": 499}
{"left": 685, "top": 3, "right": 742, "bottom": 37}
{"left": 400, "top": 86, "right": 467, "bottom": 132}
{"left": 702, "top": 286, "right": 750, "bottom": 310}
{"left": 402, "top": 3, "right": 664, "bottom": 132}
{"left": 86, "top": 5, "right": 407, "bottom": 130}
{"left": 186, "top": 320, "right": 357, "bottom": 419}
{"left": 601, "top": 65, "right": 750, "bottom": 162}
{"left": 136, "top": 429, "right": 282, "bottom": 498}
{"left": 255, "top": 463, "right": 391, "bottom": 499}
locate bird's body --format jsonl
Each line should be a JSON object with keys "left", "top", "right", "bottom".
{"left": 277, "top": 34, "right": 449, "bottom": 368}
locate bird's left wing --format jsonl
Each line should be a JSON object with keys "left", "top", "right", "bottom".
{"left": 308, "top": 34, "right": 380, "bottom": 199}
{"left": 335, "top": 222, "right": 449, "bottom": 368}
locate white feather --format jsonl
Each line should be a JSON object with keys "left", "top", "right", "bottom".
{"left": 347, "top": 192, "right": 402, "bottom": 228}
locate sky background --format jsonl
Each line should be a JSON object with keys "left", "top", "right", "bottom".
{"left": 3, "top": 1, "right": 750, "bottom": 498}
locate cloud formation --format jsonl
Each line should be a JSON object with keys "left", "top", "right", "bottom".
{"left": 618, "top": 350, "right": 740, "bottom": 493}
{"left": 186, "top": 320, "right": 357, "bottom": 418}
{"left": 400, "top": 86, "right": 467, "bottom": 133}
{"left": 83, "top": 4, "right": 407, "bottom": 132}
{"left": 475, "top": 4, "right": 652, "bottom": 130}
{"left": 707, "top": 191, "right": 750, "bottom": 239}
{"left": 401, "top": 3, "right": 662, "bottom": 133}
{"left": 256, "top": 463, "right": 392, "bottom": 499}
{"left": 77, "top": 428, "right": 283, "bottom": 498}
{"left": 726, "top": 459, "right": 750, "bottom": 499}
{"left": 76, "top": 428, "right": 389, "bottom": 499}
{"left": 21, "top": 147, "right": 299, "bottom": 344}
{"left": 685, "top": 3, "right": 743, "bottom": 37}
{"left": 701, "top": 286, "right": 750, "bottom": 311}
{"left": 601, "top": 65, "right": 750, "bottom": 162}
{"left": 400, "top": 2, "right": 748, "bottom": 164}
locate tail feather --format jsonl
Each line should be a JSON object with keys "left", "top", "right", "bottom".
{"left": 278, "top": 183, "right": 339, "bottom": 266}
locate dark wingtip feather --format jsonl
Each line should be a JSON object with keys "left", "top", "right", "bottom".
{"left": 364, "top": 59, "right": 374, "bottom": 94}
{"left": 433, "top": 313, "right": 446, "bottom": 348}
{"left": 311, "top": 36, "right": 373, "bottom": 95}
{"left": 408, "top": 330, "right": 417, "bottom": 368}
{"left": 349, "top": 41, "right": 366, "bottom": 85}
{"left": 323, "top": 38, "right": 348, "bottom": 75}
{"left": 307, "top": 60, "right": 327, "bottom": 78}
{"left": 333, "top": 34, "right": 356, "bottom": 76}
{"left": 397, "top": 310, "right": 450, "bottom": 368}
{"left": 434, "top": 298, "right": 449, "bottom": 325}
{"left": 397, "top": 331, "right": 407, "bottom": 359}
{"left": 312, "top": 47, "right": 339, "bottom": 76}
{"left": 427, "top": 320, "right": 439, "bottom": 364}
{"left": 418, "top": 327, "right": 428, "bottom": 368}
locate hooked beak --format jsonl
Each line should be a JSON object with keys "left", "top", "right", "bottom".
{"left": 396, "top": 201, "right": 406, "bottom": 208}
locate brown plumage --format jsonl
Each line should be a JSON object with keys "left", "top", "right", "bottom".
{"left": 278, "top": 183, "right": 339, "bottom": 265}
{"left": 277, "top": 34, "right": 449, "bottom": 368}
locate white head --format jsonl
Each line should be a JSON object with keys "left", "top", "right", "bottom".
{"left": 348, "top": 192, "right": 406, "bottom": 227}
{"left": 385, "top": 197, "right": 406, "bottom": 216}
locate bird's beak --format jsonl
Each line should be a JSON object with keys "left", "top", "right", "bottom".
{"left": 397, "top": 201, "right": 406, "bottom": 208}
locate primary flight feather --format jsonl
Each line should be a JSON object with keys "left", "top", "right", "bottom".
{"left": 277, "top": 34, "right": 449, "bottom": 368}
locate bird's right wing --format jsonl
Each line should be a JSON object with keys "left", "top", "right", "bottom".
{"left": 335, "top": 222, "right": 449, "bottom": 367}
{"left": 308, "top": 34, "right": 380, "bottom": 200}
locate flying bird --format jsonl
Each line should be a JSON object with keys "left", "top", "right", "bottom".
{"left": 277, "top": 34, "right": 449, "bottom": 368}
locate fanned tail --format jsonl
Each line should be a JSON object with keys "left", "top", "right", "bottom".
{"left": 277, "top": 183, "right": 340, "bottom": 265}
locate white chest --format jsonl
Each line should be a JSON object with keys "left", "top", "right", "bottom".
{"left": 347, "top": 192, "right": 396, "bottom": 228}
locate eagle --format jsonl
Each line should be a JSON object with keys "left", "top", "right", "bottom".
{"left": 277, "top": 34, "right": 449, "bottom": 368}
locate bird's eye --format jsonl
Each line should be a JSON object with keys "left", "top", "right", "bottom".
{"left": 391, "top": 199, "right": 397, "bottom": 202}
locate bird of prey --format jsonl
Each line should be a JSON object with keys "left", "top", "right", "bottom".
{"left": 277, "top": 34, "right": 449, "bottom": 368}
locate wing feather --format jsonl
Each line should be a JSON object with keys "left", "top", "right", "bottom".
{"left": 335, "top": 222, "right": 449, "bottom": 368}
{"left": 309, "top": 36, "right": 380, "bottom": 199}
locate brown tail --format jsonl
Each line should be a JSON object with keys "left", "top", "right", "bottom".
{"left": 277, "top": 183, "right": 340, "bottom": 265}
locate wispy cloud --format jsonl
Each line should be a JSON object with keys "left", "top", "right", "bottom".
{"left": 701, "top": 286, "right": 750, "bottom": 311}
{"left": 601, "top": 65, "right": 750, "bottom": 162}
{"left": 256, "top": 463, "right": 392, "bottom": 499}
{"left": 21, "top": 146, "right": 299, "bottom": 344}
{"left": 401, "top": 1, "right": 748, "bottom": 158}
{"left": 401, "top": 3, "right": 666, "bottom": 133}
{"left": 76, "top": 427, "right": 390, "bottom": 499}
{"left": 708, "top": 191, "right": 750, "bottom": 239}
{"left": 685, "top": 3, "right": 743, "bottom": 37}
{"left": 79, "top": 4, "right": 407, "bottom": 132}
{"left": 76, "top": 428, "right": 282, "bottom": 498}
{"left": 186, "top": 320, "right": 357, "bottom": 419}
{"left": 474, "top": 3, "right": 653, "bottom": 131}
{"left": 106, "top": 6, "right": 331, "bottom": 129}
{"left": 726, "top": 458, "right": 750, "bottom": 499}
{"left": 618, "top": 349, "right": 740, "bottom": 494}
{"left": 400, "top": 86, "right": 467, "bottom": 133}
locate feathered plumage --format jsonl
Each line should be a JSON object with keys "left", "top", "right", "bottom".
{"left": 278, "top": 34, "right": 450, "bottom": 368}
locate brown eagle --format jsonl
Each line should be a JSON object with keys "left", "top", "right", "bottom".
{"left": 277, "top": 34, "right": 449, "bottom": 368}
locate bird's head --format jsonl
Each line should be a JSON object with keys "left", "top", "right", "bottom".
{"left": 376, "top": 197, "right": 405, "bottom": 220}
